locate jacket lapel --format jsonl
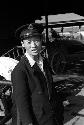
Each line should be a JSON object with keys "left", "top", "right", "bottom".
{"left": 22, "top": 56, "right": 53, "bottom": 100}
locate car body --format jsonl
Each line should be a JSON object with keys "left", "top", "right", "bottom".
{"left": 36, "top": 13, "right": 84, "bottom": 75}
{"left": 47, "top": 37, "right": 84, "bottom": 75}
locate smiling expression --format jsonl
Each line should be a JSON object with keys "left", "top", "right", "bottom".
{"left": 21, "top": 36, "right": 42, "bottom": 57}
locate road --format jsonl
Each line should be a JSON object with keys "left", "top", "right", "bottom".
{"left": 53, "top": 74, "right": 84, "bottom": 125}
{"left": 64, "top": 87, "right": 84, "bottom": 125}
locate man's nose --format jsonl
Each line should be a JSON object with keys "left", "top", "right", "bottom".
{"left": 31, "top": 41, "right": 36, "bottom": 47}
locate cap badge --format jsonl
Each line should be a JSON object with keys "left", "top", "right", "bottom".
{"left": 28, "top": 24, "right": 33, "bottom": 30}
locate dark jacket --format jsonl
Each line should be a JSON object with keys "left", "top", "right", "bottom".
{"left": 11, "top": 55, "right": 55, "bottom": 125}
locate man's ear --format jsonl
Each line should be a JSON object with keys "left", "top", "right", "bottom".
{"left": 21, "top": 41, "right": 24, "bottom": 47}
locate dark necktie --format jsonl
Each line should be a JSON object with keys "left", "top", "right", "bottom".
{"left": 33, "top": 62, "right": 51, "bottom": 100}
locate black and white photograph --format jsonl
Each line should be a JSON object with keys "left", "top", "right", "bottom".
{"left": 0, "top": 1, "right": 84, "bottom": 125}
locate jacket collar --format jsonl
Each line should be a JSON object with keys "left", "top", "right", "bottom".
{"left": 25, "top": 52, "right": 43, "bottom": 70}
{"left": 25, "top": 52, "right": 35, "bottom": 67}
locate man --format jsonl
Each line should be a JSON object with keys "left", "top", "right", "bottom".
{"left": 11, "top": 23, "right": 58, "bottom": 125}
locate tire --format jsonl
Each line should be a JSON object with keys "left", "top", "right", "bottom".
{"left": 0, "top": 85, "right": 12, "bottom": 125}
{"left": 50, "top": 49, "right": 67, "bottom": 75}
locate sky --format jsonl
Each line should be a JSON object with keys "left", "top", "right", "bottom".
{"left": 0, "top": 0, "right": 84, "bottom": 55}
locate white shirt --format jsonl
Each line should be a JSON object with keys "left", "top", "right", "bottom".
{"left": 25, "top": 52, "right": 44, "bottom": 72}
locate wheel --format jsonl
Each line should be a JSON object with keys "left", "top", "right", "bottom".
{"left": 50, "top": 50, "right": 67, "bottom": 74}
{"left": 0, "top": 85, "right": 12, "bottom": 125}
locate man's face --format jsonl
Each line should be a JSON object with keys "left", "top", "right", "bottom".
{"left": 22, "top": 36, "right": 42, "bottom": 56}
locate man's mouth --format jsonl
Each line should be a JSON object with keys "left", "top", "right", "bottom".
{"left": 32, "top": 49, "right": 37, "bottom": 52}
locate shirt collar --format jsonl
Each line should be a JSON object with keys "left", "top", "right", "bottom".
{"left": 25, "top": 52, "right": 35, "bottom": 67}
{"left": 25, "top": 52, "right": 43, "bottom": 67}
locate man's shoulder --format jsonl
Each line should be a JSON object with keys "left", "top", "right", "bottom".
{"left": 12, "top": 56, "right": 26, "bottom": 72}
